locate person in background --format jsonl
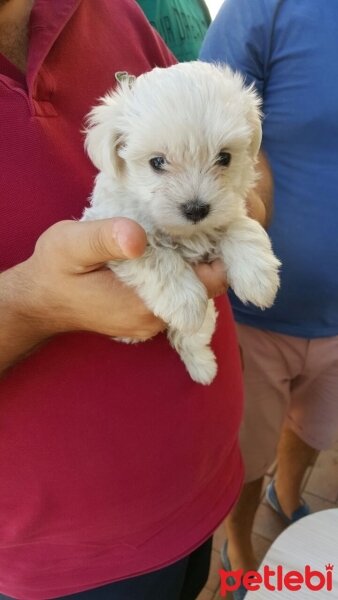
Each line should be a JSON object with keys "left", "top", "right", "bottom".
{"left": 0, "top": 0, "right": 267, "bottom": 598}
{"left": 136, "top": 0, "right": 211, "bottom": 61}
{"left": 200, "top": 1, "right": 338, "bottom": 598}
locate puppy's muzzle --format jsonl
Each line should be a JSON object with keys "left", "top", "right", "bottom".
{"left": 181, "top": 201, "right": 210, "bottom": 223}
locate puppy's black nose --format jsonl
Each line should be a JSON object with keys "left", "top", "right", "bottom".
{"left": 181, "top": 201, "right": 210, "bottom": 223}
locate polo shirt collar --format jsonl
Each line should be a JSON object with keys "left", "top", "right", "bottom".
{"left": 27, "top": 0, "right": 81, "bottom": 93}
{"left": 0, "top": 0, "right": 80, "bottom": 87}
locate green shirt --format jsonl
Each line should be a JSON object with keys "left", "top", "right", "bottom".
{"left": 137, "top": 0, "right": 211, "bottom": 62}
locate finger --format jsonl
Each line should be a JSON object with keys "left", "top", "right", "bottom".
{"left": 246, "top": 191, "right": 267, "bottom": 226}
{"left": 194, "top": 260, "right": 228, "bottom": 298}
{"left": 55, "top": 218, "right": 148, "bottom": 269}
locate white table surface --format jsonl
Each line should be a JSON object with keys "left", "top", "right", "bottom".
{"left": 245, "top": 509, "right": 338, "bottom": 598}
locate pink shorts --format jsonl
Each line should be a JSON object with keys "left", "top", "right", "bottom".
{"left": 237, "top": 323, "right": 338, "bottom": 482}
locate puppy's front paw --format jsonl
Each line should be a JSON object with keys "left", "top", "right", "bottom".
{"left": 232, "top": 253, "right": 280, "bottom": 309}
{"left": 221, "top": 217, "right": 281, "bottom": 309}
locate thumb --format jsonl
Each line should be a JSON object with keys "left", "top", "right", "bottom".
{"left": 59, "top": 218, "right": 148, "bottom": 269}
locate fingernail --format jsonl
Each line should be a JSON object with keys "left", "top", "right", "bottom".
{"left": 111, "top": 223, "right": 128, "bottom": 256}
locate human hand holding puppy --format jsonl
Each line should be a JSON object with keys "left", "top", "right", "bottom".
{"left": 0, "top": 63, "right": 277, "bottom": 384}
{"left": 0, "top": 217, "right": 227, "bottom": 376}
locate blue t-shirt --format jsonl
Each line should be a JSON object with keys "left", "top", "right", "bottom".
{"left": 200, "top": 0, "right": 338, "bottom": 338}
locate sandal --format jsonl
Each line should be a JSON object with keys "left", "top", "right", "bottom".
{"left": 220, "top": 541, "right": 247, "bottom": 600}
{"left": 265, "top": 479, "right": 310, "bottom": 524}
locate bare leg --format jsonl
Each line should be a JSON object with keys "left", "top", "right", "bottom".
{"left": 274, "top": 425, "right": 318, "bottom": 518}
{"left": 225, "top": 478, "right": 263, "bottom": 572}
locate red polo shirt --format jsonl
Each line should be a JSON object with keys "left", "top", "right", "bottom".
{"left": 0, "top": 1, "right": 243, "bottom": 598}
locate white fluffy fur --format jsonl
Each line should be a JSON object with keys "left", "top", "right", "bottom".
{"left": 81, "top": 61, "right": 281, "bottom": 385}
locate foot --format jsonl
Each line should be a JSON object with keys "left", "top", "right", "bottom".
{"left": 220, "top": 540, "right": 258, "bottom": 600}
{"left": 265, "top": 480, "right": 310, "bottom": 524}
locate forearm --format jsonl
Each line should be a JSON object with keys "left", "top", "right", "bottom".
{"left": 246, "top": 150, "right": 274, "bottom": 227}
{"left": 0, "top": 265, "right": 48, "bottom": 377}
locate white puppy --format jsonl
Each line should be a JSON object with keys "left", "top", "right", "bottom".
{"left": 81, "top": 61, "right": 280, "bottom": 385}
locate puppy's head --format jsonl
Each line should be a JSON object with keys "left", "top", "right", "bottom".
{"left": 85, "top": 62, "right": 262, "bottom": 236}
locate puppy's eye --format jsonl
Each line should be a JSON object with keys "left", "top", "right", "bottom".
{"left": 216, "top": 151, "right": 231, "bottom": 167}
{"left": 149, "top": 156, "right": 167, "bottom": 172}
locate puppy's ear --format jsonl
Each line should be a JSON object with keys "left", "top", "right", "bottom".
{"left": 246, "top": 87, "right": 262, "bottom": 159}
{"left": 85, "top": 87, "right": 128, "bottom": 177}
